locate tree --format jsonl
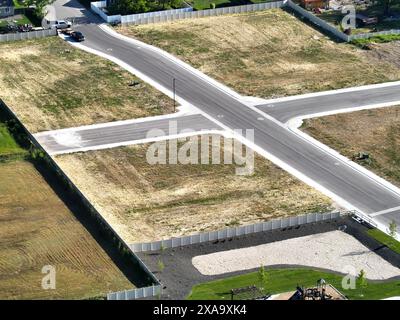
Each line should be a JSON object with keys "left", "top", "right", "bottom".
{"left": 108, "top": 0, "right": 136, "bottom": 15}
{"left": 169, "top": 0, "right": 183, "bottom": 8}
{"left": 357, "top": 269, "right": 368, "bottom": 297}
{"left": 135, "top": 0, "right": 148, "bottom": 12}
{"left": 108, "top": 0, "right": 150, "bottom": 15}
{"left": 26, "top": 0, "right": 55, "bottom": 18}
{"left": 159, "top": 0, "right": 169, "bottom": 9}
{"left": 258, "top": 265, "right": 269, "bottom": 291}
{"left": 388, "top": 220, "right": 397, "bottom": 241}
{"left": 377, "top": 0, "right": 400, "bottom": 16}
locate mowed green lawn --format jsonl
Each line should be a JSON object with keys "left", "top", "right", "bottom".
{"left": 187, "top": 268, "right": 400, "bottom": 300}
{"left": 368, "top": 229, "right": 400, "bottom": 254}
{"left": 0, "top": 123, "right": 27, "bottom": 159}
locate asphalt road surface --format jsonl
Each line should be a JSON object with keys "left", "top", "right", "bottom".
{"left": 51, "top": 1, "right": 400, "bottom": 230}
{"left": 47, "top": 0, "right": 99, "bottom": 24}
{"left": 257, "top": 84, "right": 400, "bottom": 123}
{"left": 34, "top": 114, "right": 219, "bottom": 154}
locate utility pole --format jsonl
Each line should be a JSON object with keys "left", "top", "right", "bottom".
{"left": 173, "top": 78, "right": 176, "bottom": 113}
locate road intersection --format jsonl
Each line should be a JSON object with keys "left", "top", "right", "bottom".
{"left": 44, "top": 0, "right": 400, "bottom": 234}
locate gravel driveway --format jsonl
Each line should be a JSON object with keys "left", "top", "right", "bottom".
{"left": 192, "top": 230, "right": 400, "bottom": 280}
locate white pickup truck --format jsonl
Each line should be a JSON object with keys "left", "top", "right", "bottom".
{"left": 51, "top": 20, "right": 72, "bottom": 30}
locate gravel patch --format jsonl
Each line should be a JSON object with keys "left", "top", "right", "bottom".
{"left": 192, "top": 230, "right": 400, "bottom": 280}
{"left": 138, "top": 217, "right": 400, "bottom": 299}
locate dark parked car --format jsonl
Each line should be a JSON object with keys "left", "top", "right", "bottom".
{"left": 0, "top": 26, "right": 8, "bottom": 34}
{"left": 70, "top": 31, "right": 85, "bottom": 42}
{"left": 355, "top": 14, "right": 378, "bottom": 27}
{"left": 0, "top": 24, "right": 17, "bottom": 34}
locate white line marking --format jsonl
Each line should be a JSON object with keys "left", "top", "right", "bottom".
{"left": 370, "top": 206, "right": 400, "bottom": 217}
{"left": 256, "top": 80, "right": 400, "bottom": 105}
{"left": 287, "top": 101, "right": 400, "bottom": 123}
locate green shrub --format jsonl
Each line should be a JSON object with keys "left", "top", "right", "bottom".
{"left": 210, "top": 2, "right": 216, "bottom": 9}
{"left": 29, "top": 148, "right": 45, "bottom": 161}
{"left": 351, "top": 34, "right": 400, "bottom": 48}
{"left": 108, "top": 0, "right": 184, "bottom": 15}
{"left": 157, "top": 259, "right": 165, "bottom": 273}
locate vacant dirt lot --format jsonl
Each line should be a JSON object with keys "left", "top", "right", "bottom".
{"left": 0, "top": 37, "right": 171, "bottom": 133}
{"left": 118, "top": 9, "right": 400, "bottom": 98}
{"left": 0, "top": 160, "right": 133, "bottom": 299}
{"left": 302, "top": 106, "right": 400, "bottom": 188}
{"left": 55, "top": 135, "right": 333, "bottom": 243}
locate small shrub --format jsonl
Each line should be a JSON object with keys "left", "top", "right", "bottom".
{"left": 210, "top": 3, "right": 216, "bottom": 9}
{"left": 225, "top": 219, "right": 240, "bottom": 227}
{"left": 30, "top": 148, "right": 45, "bottom": 161}
{"left": 258, "top": 265, "right": 269, "bottom": 290}
{"left": 157, "top": 259, "right": 165, "bottom": 273}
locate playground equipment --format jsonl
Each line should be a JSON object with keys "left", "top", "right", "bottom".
{"left": 290, "top": 279, "right": 333, "bottom": 300}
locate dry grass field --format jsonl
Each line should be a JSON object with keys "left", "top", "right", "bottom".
{"left": 118, "top": 9, "right": 400, "bottom": 98}
{"left": 302, "top": 106, "right": 400, "bottom": 188}
{"left": 365, "top": 41, "right": 400, "bottom": 69}
{"left": 0, "top": 37, "right": 171, "bottom": 133}
{"left": 55, "top": 135, "right": 333, "bottom": 243}
{"left": 0, "top": 160, "right": 134, "bottom": 299}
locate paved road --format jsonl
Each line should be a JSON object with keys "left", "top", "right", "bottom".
{"left": 35, "top": 114, "right": 219, "bottom": 155}
{"left": 47, "top": 0, "right": 99, "bottom": 23}
{"left": 257, "top": 84, "right": 400, "bottom": 123}
{"left": 52, "top": 2, "right": 400, "bottom": 230}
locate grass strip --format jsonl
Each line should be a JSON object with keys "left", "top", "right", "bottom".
{"left": 187, "top": 268, "right": 400, "bottom": 300}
